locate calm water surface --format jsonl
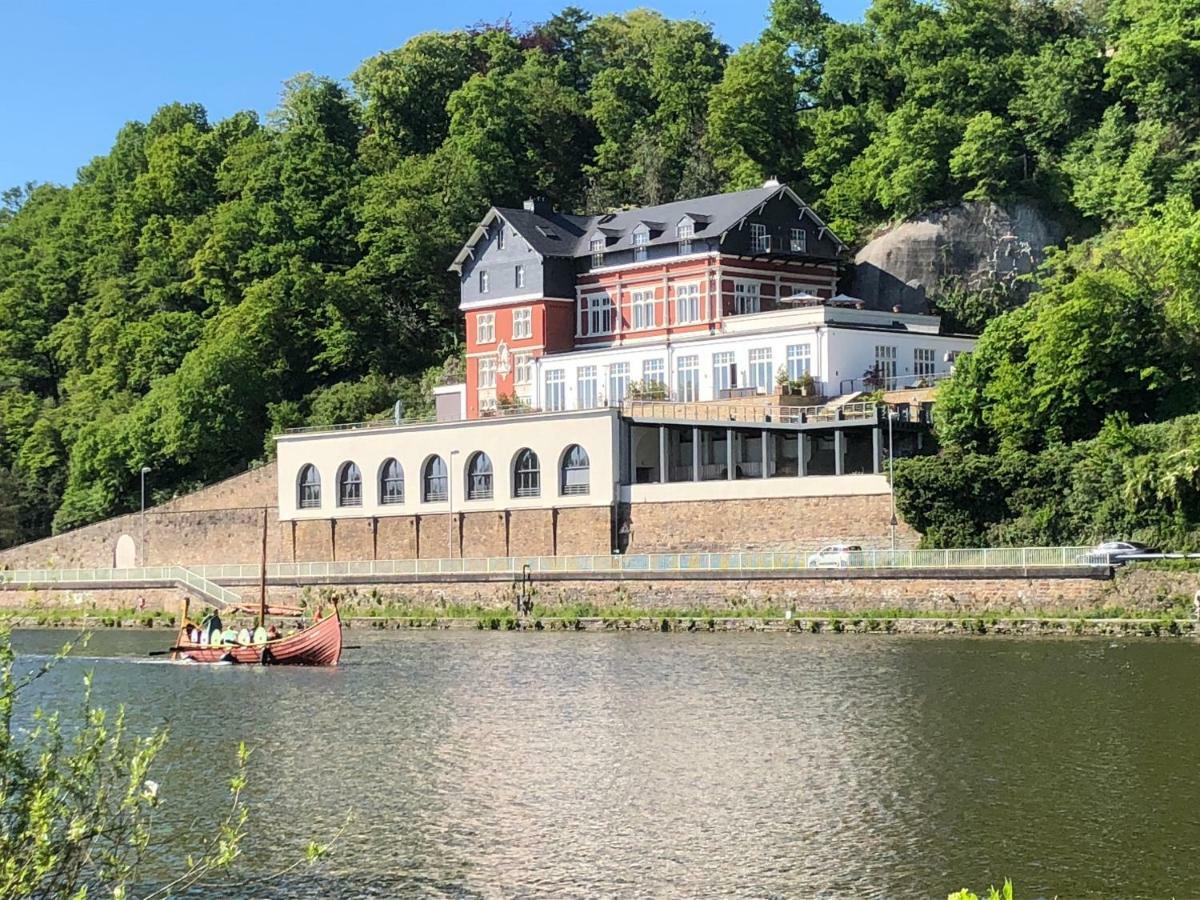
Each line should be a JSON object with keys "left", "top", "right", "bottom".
{"left": 11, "top": 629, "right": 1200, "bottom": 898}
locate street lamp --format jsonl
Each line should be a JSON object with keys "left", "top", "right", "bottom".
{"left": 139, "top": 466, "right": 152, "bottom": 566}
{"left": 448, "top": 449, "right": 460, "bottom": 559}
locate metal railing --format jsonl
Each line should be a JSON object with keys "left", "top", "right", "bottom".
{"left": 839, "top": 370, "right": 953, "bottom": 395}
{"left": 0, "top": 565, "right": 244, "bottom": 607}
{"left": 623, "top": 399, "right": 880, "bottom": 425}
{"left": 0, "top": 548, "right": 1111, "bottom": 596}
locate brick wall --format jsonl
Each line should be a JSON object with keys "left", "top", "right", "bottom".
{"left": 623, "top": 495, "right": 917, "bottom": 553}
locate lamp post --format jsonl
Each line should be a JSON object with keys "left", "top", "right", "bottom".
{"left": 887, "top": 409, "right": 897, "bottom": 553}
{"left": 448, "top": 449, "right": 460, "bottom": 559}
{"left": 139, "top": 466, "right": 151, "bottom": 566}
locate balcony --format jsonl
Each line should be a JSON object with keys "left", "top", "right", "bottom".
{"left": 623, "top": 399, "right": 880, "bottom": 427}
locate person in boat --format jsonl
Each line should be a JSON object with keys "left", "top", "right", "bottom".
{"left": 267, "top": 624, "right": 280, "bottom": 641}
{"left": 203, "top": 611, "right": 223, "bottom": 645}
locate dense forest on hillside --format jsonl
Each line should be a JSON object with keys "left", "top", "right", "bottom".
{"left": 2, "top": 0, "right": 1199, "bottom": 548}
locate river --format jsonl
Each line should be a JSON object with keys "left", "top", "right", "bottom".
{"left": 10, "top": 629, "right": 1200, "bottom": 898}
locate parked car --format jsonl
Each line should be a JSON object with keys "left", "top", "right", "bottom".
{"left": 807, "top": 544, "right": 863, "bottom": 568}
{"left": 1081, "top": 541, "right": 1159, "bottom": 565}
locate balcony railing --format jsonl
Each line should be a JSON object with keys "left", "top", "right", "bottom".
{"left": 623, "top": 399, "right": 880, "bottom": 425}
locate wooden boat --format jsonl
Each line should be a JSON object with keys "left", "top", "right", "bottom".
{"left": 169, "top": 602, "right": 342, "bottom": 667}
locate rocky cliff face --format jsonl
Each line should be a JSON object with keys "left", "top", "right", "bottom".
{"left": 850, "top": 201, "right": 1068, "bottom": 315}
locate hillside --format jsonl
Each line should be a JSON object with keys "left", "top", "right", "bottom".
{"left": 2, "top": 0, "right": 1199, "bottom": 549}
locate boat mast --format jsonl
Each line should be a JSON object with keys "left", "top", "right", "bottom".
{"left": 258, "top": 506, "right": 268, "bottom": 628}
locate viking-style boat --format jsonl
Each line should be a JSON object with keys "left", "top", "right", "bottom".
{"left": 168, "top": 597, "right": 343, "bottom": 667}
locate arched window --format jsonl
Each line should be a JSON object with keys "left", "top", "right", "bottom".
{"left": 379, "top": 458, "right": 404, "bottom": 505}
{"left": 298, "top": 464, "right": 321, "bottom": 509}
{"left": 337, "top": 462, "right": 362, "bottom": 507}
{"left": 561, "top": 445, "right": 590, "bottom": 495}
{"left": 513, "top": 448, "right": 540, "bottom": 498}
{"left": 466, "top": 451, "right": 493, "bottom": 500}
{"left": 423, "top": 456, "right": 448, "bottom": 502}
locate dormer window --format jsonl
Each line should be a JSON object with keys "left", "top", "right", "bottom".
{"left": 678, "top": 220, "right": 694, "bottom": 255}
{"left": 590, "top": 237, "right": 605, "bottom": 268}
{"left": 633, "top": 229, "right": 649, "bottom": 262}
{"left": 496, "top": 225, "right": 505, "bottom": 250}
{"left": 790, "top": 227, "right": 806, "bottom": 253}
{"left": 750, "top": 223, "right": 770, "bottom": 254}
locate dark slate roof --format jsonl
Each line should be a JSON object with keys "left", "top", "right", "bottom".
{"left": 573, "top": 185, "right": 784, "bottom": 254}
{"left": 452, "top": 183, "right": 844, "bottom": 271}
{"left": 493, "top": 207, "right": 592, "bottom": 258}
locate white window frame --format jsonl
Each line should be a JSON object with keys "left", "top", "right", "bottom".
{"left": 632, "top": 229, "right": 649, "bottom": 262}
{"left": 914, "top": 347, "right": 935, "bottom": 378}
{"left": 733, "top": 280, "right": 760, "bottom": 315}
{"left": 544, "top": 369, "right": 566, "bottom": 411}
{"left": 631, "top": 290, "right": 657, "bottom": 330}
{"left": 786, "top": 344, "right": 811, "bottom": 381}
{"left": 678, "top": 220, "right": 694, "bottom": 255}
{"left": 590, "top": 237, "right": 605, "bottom": 268}
{"left": 514, "top": 264, "right": 525, "bottom": 289}
{"left": 712, "top": 351, "right": 736, "bottom": 394}
{"left": 875, "top": 345, "right": 898, "bottom": 384}
{"left": 675, "top": 283, "right": 700, "bottom": 324}
{"left": 512, "top": 307, "right": 532, "bottom": 340}
{"left": 577, "top": 365, "right": 598, "bottom": 409}
{"left": 642, "top": 358, "right": 665, "bottom": 388}
{"left": 588, "top": 294, "right": 613, "bottom": 336}
{"left": 478, "top": 269, "right": 489, "bottom": 293}
{"left": 790, "top": 227, "right": 807, "bottom": 253}
{"left": 476, "top": 313, "right": 495, "bottom": 344}
{"left": 514, "top": 353, "right": 533, "bottom": 386}
{"left": 477, "top": 356, "right": 497, "bottom": 390}
{"left": 749, "top": 348, "right": 773, "bottom": 392}
{"left": 750, "top": 223, "right": 769, "bottom": 254}
{"left": 608, "top": 362, "right": 630, "bottom": 405}
{"left": 676, "top": 355, "right": 699, "bottom": 402}
{"left": 496, "top": 224, "right": 505, "bottom": 250}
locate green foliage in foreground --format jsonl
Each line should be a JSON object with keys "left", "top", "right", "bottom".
{"left": 949, "top": 880, "right": 1014, "bottom": 900}
{"left": 0, "top": 627, "right": 327, "bottom": 897}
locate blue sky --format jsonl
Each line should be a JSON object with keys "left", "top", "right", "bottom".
{"left": 1, "top": 0, "right": 870, "bottom": 189}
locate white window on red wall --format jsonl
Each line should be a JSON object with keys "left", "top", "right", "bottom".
{"left": 675, "top": 283, "right": 700, "bottom": 324}
{"left": 514, "top": 353, "right": 533, "bottom": 385}
{"left": 734, "top": 281, "right": 760, "bottom": 315}
{"left": 512, "top": 307, "right": 532, "bottom": 339}
{"left": 632, "top": 290, "right": 656, "bottom": 329}
{"left": 587, "top": 294, "right": 613, "bottom": 335}
{"left": 477, "top": 356, "right": 497, "bottom": 389}
{"left": 476, "top": 313, "right": 495, "bottom": 344}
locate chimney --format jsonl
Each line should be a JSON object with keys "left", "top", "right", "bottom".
{"left": 523, "top": 197, "right": 553, "bottom": 215}
{"left": 762, "top": 177, "right": 781, "bottom": 189}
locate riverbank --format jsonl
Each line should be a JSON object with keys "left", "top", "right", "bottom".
{"left": 4, "top": 605, "right": 1199, "bottom": 638}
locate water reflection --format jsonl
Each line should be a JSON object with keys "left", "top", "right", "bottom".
{"left": 12, "top": 630, "right": 1200, "bottom": 898}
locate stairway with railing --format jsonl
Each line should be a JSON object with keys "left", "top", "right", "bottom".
{"left": 0, "top": 565, "right": 244, "bottom": 608}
